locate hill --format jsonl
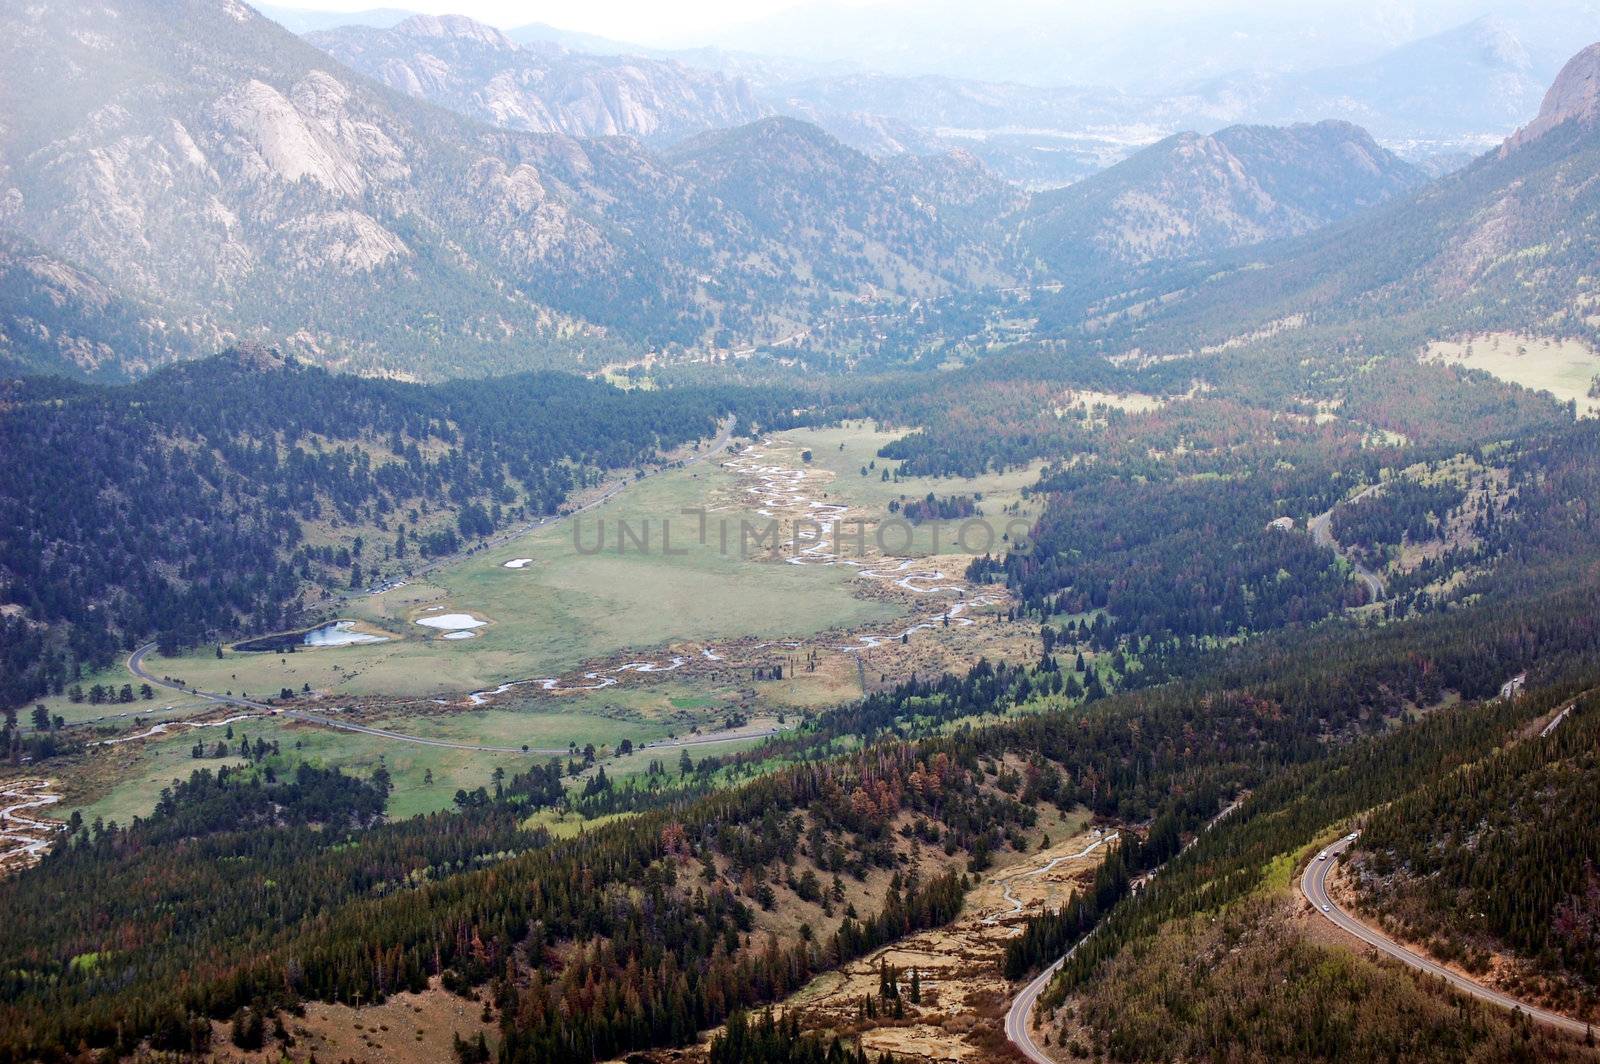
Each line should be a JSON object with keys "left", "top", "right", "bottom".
{"left": 1349, "top": 686, "right": 1600, "bottom": 1018}
{"left": 1022, "top": 121, "right": 1426, "bottom": 270}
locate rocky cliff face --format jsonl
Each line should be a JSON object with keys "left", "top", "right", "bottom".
{"left": 1505, "top": 42, "right": 1600, "bottom": 152}
{"left": 308, "top": 15, "right": 770, "bottom": 145}
{"left": 0, "top": 231, "right": 214, "bottom": 379}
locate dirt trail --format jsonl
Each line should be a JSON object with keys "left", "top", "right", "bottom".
{"left": 761, "top": 824, "right": 1110, "bottom": 1063}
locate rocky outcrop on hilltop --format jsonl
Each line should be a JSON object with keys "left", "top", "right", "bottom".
{"left": 1505, "top": 42, "right": 1600, "bottom": 152}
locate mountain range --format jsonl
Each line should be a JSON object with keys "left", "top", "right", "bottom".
{"left": 4, "top": 1, "right": 1596, "bottom": 386}
{"left": 0, "top": 0, "right": 1018, "bottom": 379}
{"left": 283, "top": 7, "right": 1598, "bottom": 189}
{"left": 1, "top": 1, "right": 1464, "bottom": 382}
{"left": 308, "top": 15, "right": 769, "bottom": 144}
{"left": 1054, "top": 42, "right": 1600, "bottom": 359}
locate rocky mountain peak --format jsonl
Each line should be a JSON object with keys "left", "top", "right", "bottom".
{"left": 1505, "top": 42, "right": 1600, "bottom": 152}
{"left": 221, "top": 342, "right": 290, "bottom": 373}
{"left": 393, "top": 13, "right": 514, "bottom": 51}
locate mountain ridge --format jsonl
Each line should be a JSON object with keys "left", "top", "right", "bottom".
{"left": 308, "top": 14, "right": 771, "bottom": 145}
{"left": 0, "top": 0, "right": 1012, "bottom": 379}
{"left": 1023, "top": 120, "right": 1427, "bottom": 270}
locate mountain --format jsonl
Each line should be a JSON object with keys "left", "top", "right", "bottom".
{"left": 0, "top": 0, "right": 644, "bottom": 378}
{"left": 0, "top": 231, "right": 213, "bottom": 379}
{"left": 1023, "top": 121, "right": 1427, "bottom": 270}
{"left": 0, "top": 0, "right": 1014, "bottom": 380}
{"left": 662, "top": 118, "right": 1014, "bottom": 297}
{"left": 1505, "top": 41, "right": 1600, "bottom": 150}
{"left": 308, "top": 15, "right": 770, "bottom": 145}
{"left": 1047, "top": 41, "right": 1600, "bottom": 359}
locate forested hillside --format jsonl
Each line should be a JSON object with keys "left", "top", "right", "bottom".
{"left": 0, "top": 347, "right": 789, "bottom": 707}
{"left": 1026, "top": 668, "right": 1600, "bottom": 1060}
{"left": 664, "top": 118, "right": 1011, "bottom": 299}
{"left": 1349, "top": 692, "right": 1600, "bottom": 1014}
{"left": 6, "top": 410, "right": 1600, "bottom": 1059}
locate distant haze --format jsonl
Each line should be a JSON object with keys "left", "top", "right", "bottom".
{"left": 264, "top": 0, "right": 1600, "bottom": 89}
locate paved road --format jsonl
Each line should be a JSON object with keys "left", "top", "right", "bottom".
{"left": 1006, "top": 947, "right": 1070, "bottom": 1063}
{"left": 1005, "top": 802, "right": 1241, "bottom": 1062}
{"left": 1302, "top": 837, "right": 1589, "bottom": 1035}
{"left": 1541, "top": 699, "right": 1575, "bottom": 737}
{"left": 1309, "top": 486, "right": 1387, "bottom": 601}
{"left": 127, "top": 644, "right": 777, "bottom": 755}
{"left": 1001, "top": 839, "right": 1146, "bottom": 1062}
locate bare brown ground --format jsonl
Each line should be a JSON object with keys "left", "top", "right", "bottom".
{"left": 629, "top": 810, "right": 1110, "bottom": 1064}
{"left": 202, "top": 978, "right": 496, "bottom": 1064}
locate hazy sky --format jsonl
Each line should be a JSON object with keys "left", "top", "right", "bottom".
{"left": 277, "top": 0, "right": 875, "bottom": 43}
{"left": 267, "top": 0, "right": 1596, "bottom": 88}
{"left": 277, "top": 0, "right": 1340, "bottom": 48}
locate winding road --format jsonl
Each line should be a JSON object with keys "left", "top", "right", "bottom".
{"left": 1310, "top": 486, "right": 1387, "bottom": 601}
{"left": 1005, "top": 802, "right": 1240, "bottom": 1062}
{"left": 1302, "top": 837, "right": 1589, "bottom": 1036}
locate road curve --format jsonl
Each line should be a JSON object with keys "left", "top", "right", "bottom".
{"left": 127, "top": 644, "right": 777, "bottom": 755}
{"left": 1309, "top": 486, "right": 1387, "bottom": 601}
{"left": 1006, "top": 949, "right": 1069, "bottom": 1063}
{"left": 1005, "top": 802, "right": 1241, "bottom": 1062}
{"left": 1303, "top": 837, "right": 1590, "bottom": 1036}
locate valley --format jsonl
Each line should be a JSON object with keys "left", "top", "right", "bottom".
{"left": 42, "top": 419, "right": 1047, "bottom": 827}
{"left": 5, "top": 5, "right": 1600, "bottom": 1064}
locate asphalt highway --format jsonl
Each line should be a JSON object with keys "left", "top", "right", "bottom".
{"left": 1302, "top": 836, "right": 1589, "bottom": 1036}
